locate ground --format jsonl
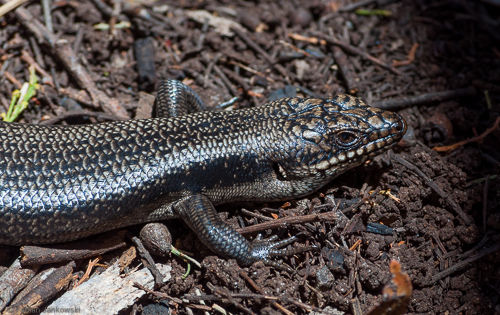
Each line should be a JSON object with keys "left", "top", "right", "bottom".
{"left": 0, "top": 0, "right": 499, "bottom": 314}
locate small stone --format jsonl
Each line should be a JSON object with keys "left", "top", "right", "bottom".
{"left": 321, "top": 247, "right": 345, "bottom": 273}
{"left": 316, "top": 266, "right": 335, "bottom": 290}
{"left": 365, "top": 241, "right": 380, "bottom": 260}
{"left": 142, "top": 300, "right": 170, "bottom": 315}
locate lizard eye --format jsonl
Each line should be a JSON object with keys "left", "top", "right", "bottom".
{"left": 335, "top": 131, "right": 360, "bottom": 147}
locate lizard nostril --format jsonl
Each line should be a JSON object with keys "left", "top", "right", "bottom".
{"left": 394, "top": 117, "right": 406, "bottom": 133}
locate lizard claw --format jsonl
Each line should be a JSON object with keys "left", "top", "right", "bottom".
{"left": 247, "top": 234, "right": 318, "bottom": 272}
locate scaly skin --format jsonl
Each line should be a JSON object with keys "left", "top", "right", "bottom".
{"left": 0, "top": 81, "right": 406, "bottom": 265}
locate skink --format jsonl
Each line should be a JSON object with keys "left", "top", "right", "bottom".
{"left": 0, "top": 80, "right": 406, "bottom": 265}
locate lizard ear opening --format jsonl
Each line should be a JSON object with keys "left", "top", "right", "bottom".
{"left": 272, "top": 161, "right": 288, "bottom": 181}
{"left": 272, "top": 161, "right": 305, "bottom": 181}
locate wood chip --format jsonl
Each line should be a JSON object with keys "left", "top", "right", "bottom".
{"left": 186, "top": 10, "right": 244, "bottom": 36}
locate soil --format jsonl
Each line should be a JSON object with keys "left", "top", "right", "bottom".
{"left": 0, "top": 0, "right": 499, "bottom": 314}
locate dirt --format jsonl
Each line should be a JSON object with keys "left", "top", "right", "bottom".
{"left": 0, "top": 0, "right": 499, "bottom": 314}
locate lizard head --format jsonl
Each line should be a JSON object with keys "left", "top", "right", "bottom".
{"left": 270, "top": 95, "right": 406, "bottom": 191}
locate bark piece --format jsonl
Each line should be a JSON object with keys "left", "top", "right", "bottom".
{"left": 20, "top": 231, "right": 127, "bottom": 267}
{"left": 44, "top": 262, "right": 171, "bottom": 314}
{"left": 3, "top": 261, "right": 75, "bottom": 315}
{"left": 0, "top": 258, "right": 38, "bottom": 312}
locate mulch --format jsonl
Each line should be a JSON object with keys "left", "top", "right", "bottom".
{"left": 0, "top": 0, "right": 499, "bottom": 314}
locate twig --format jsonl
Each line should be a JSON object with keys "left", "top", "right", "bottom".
{"left": 3, "top": 71, "right": 22, "bottom": 89}
{"left": 392, "top": 43, "right": 419, "bottom": 67}
{"left": 131, "top": 237, "right": 164, "bottom": 289}
{"left": 183, "top": 64, "right": 216, "bottom": 87}
{"left": 239, "top": 270, "right": 294, "bottom": 315}
{"left": 220, "top": 66, "right": 250, "bottom": 92}
{"left": 352, "top": 296, "right": 363, "bottom": 315}
{"left": 429, "top": 243, "right": 500, "bottom": 284}
{"left": 288, "top": 33, "right": 326, "bottom": 45}
{"left": 29, "top": 36, "right": 46, "bottom": 68}
{"left": 183, "top": 292, "right": 278, "bottom": 302}
{"left": 134, "top": 282, "right": 212, "bottom": 311}
{"left": 482, "top": 177, "right": 489, "bottom": 233}
{"left": 213, "top": 64, "right": 239, "bottom": 96}
{"left": 202, "top": 54, "right": 219, "bottom": 88}
{"left": 0, "top": 0, "right": 28, "bottom": 17}
{"left": 20, "top": 51, "right": 54, "bottom": 86}
{"left": 241, "top": 208, "right": 274, "bottom": 221}
{"left": 309, "top": 31, "right": 401, "bottom": 75}
{"left": 90, "top": 0, "right": 128, "bottom": 21}
{"left": 391, "top": 153, "right": 472, "bottom": 224}
{"left": 340, "top": 197, "right": 367, "bottom": 214}
{"left": 206, "top": 285, "right": 320, "bottom": 313}
{"left": 226, "top": 60, "right": 267, "bottom": 80}
{"left": 433, "top": 116, "right": 500, "bottom": 152}
{"left": 238, "top": 196, "right": 367, "bottom": 235}
{"left": 457, "top": 234, "right": 495, "bottom": 260}
{"left": 209, "top": 284, "right": 256, "bottom": 315}
{"left": 237, "top": 210, "right": 338, "bottom": 235}
{"left": 338, "top": 0, "right": 377, "bottom": 12}
{"left": 231, "top": 26, "right": 291, "bottom": 80}
{"left": 41, "top": 0, "right": 53, "bottom": 33}
{"left": 74, "top": 257, "right": 101, "bottom": 287}
{"left": 332, "top": 45, "right": 359, "bottom": 94}
{"left": 20, "top": 231, "right": 127, "bottom": 266}
{"left": 2, "top": 1, "right": 129, "bottom": 118}
{"left": 133, "top": 282, "right": 182, "bottom": 303}
{"left": 278, "top": 40, "right": 312, "bottom": 57}
{"left": 373, "top": 87, "right": 477, "bottom": 110}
